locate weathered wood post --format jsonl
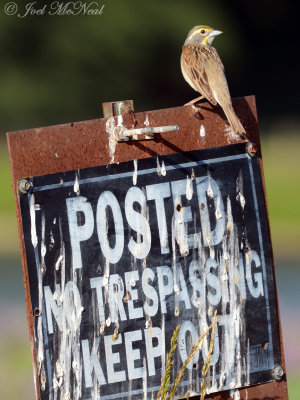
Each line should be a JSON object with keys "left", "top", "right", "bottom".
{"left": 7, "top": 96, "right": 288, "bottom": 400}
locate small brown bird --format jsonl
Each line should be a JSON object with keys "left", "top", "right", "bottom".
{"left": 181, "top": 25, "right": 246, "bottom": 136}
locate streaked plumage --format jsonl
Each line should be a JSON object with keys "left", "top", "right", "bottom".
{"left": 181, "top": 25, "right": 246, "bottom": 136}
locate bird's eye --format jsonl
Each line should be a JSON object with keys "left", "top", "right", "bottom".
{"left": 201, "top": 29, "right": 205, "bottom": 34}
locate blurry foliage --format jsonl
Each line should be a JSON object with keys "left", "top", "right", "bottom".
{"left": 0, "top": 0, "right": 299, "bottom": 257}
{"left": 0, "top": 4, "right": 299, "bottom": 400}
{"left": 0, "top": 0, "right": 298, "bottom": 135}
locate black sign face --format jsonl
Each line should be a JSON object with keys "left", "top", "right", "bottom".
{"left": 20, "top": 143, "right": 280, "bottom": 400}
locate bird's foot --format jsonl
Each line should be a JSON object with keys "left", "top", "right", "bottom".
{"left": 190, "top": 105, "right": 203, "bottom": 119}
{"left": 238, "top": 132, "right": 248, "bottom": 140}
{"left": 184, "top": 95, "right": 205, "bottom": 107}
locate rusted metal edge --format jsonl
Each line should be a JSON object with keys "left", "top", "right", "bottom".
{"left": 6, "top": 95, "right": 288, "bottom": 400}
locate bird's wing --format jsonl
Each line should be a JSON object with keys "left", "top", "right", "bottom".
{"left": 209, "top": 46, "right": 225, "bottom": 70}
{"left": 181, "top": 45, "right": 217, "bottom": 105}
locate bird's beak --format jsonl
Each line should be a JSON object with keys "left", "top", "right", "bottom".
{"left": 209, "top": 29, "right": 223, "bottom": 38}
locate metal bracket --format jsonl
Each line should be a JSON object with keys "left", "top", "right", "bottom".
{"left": 116, "top": 125, "right": 179, "bottom": 142}
{"left": 102, "top": 100, "right": 179, "bottom": 141}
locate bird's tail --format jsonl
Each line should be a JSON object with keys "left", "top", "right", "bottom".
{"left": 223, "top": 103, "right": 246, "bottom": 137}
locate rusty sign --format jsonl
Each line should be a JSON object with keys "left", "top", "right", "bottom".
{"left": 7, "top": 96, "right": 288, "bottom": 400}
{"left": 18, "top": 141, "right": 281, "bottom": 400}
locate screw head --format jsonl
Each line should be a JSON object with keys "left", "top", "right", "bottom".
{"left": 246, "top": 141, "right": 258, "bottom": 157}
{"left": 18, "top": 178, "right": 32, "bottom": 194}
{"left": 272, "top": 364, "right": 284, "bottom": 381}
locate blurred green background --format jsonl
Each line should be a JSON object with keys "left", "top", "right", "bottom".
{"left": 0, "top": 0, "right": 299, "bottom": 398}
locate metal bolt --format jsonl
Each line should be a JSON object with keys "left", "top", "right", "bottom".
{"left": 102, "top": 100, "right": 134, "bottom": 119}
{"left": 34, "top": 308, "right": 41, "bottom": 317}
{"left": 246, "top": 141, "right": 258, "bottom": 157}
{"left": 272, "top": 364, "right": 284, "bottom": 381}
{"left": 18, "top": 178, "right": 33, "bottom": 194}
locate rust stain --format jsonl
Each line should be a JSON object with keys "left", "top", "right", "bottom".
{"left": 6, "top": 96, "right": 288, "bottom": 400}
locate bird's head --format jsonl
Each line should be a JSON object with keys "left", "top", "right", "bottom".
{"left": 184, "top": 25, "right": 223, "bottom": 46}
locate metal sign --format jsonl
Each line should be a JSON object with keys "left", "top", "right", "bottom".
{"left": 19, "top": 142, "right": 281, "bottom": 400}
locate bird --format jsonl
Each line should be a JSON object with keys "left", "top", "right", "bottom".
{"left": 181, "top": 25, "right": 246, "bottom": 137}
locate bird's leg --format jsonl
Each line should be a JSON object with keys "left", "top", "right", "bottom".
{"left": 184, "top": 95, "right": 205, "bottom": 106}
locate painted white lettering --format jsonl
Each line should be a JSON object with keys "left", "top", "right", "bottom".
{"left": 142, "top": 268, "right": 159, "bottom": 317}
{"left": 201, "top": 320, "right": 220, "bottom": 367}
{"left": 171, "top": 179, "right": 195, "bottom": 256}
{"left": 90, "top": 277, "right": 105, "bottom": 324}
{"left": 125, "top": 271, "right": 143, "bottom": 320}
{"left": 146, "top": 182, "right": 171, "bottom": 254}
{"left": 109, "top": 274, "right": 127, "bottom": 323}
{"left": 104, "top": 334, "right": 126, "bottom": 383}
{"left": 66, "top": 196, "right": 94, "bottom": 270}
{"left": 189, "top": 260, "right": 205, "bottom": 308}
{"left": 96, "top": 191, "right": 124, "bottom": 264}
{"left": 157, "top": 266, "right": 173, "bottom": 314}
{"left": 233, "top": 254, "right": 247, "bottom": 300}
{"left": 246, "top": 250, "right": 264, "bottom": 298}
{"left": 178, "top": 321, "right": 199, "bottom": 369}
{"left": 82, "top": 338, "right": 106, "bottom": 388}
{"left": 44, "top": 284, "right": 62, "bottom": 334}
{"left": 175, "top": 264, "right": 191, "bottom": 310}
{"left": 125, "top": 187, "right": 151, "bottom": 259}
{"left": 196, "top": 177, "right": 225, "bottom": 246}
{"left": 205, "top": 258, "right": 221, "bottom": 306}
{"left": 64, "top": 281, "right": 82, "bottom": 331}
{"left": 125, "top": 330, "right": 145, "bottom": 380}
{"left": 144, "top": 327, "right": 164, "bottom": 376}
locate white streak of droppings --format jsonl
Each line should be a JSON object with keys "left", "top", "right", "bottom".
{"left": 142, "top": 357, "right": 147, "bottom": 400}
{"left": 117, "top": 114, "right": 123, "bottom": 128}
{"left": 200, "top": 124, "right": 206, "bottom": 137}
{"left": 186, "top": 175, "right": 193, "bottom": 201}
{"left": 230, "top": 389, "right": 241, "bottom": 400}
{"left": 133, "top": 159, "right": 138, "bottom": 185}
{"left": 207, "top": 175, "right": 213, "bottom": 198}
{"left": 236, "top": 170, "right": 246, "bottom": 210}
{"left": 106, "top": 116, "right": 117, "bottom": 163}
{"left": 160, "top": 315, "right": 166, "bottom": 376}
{"left": 73, "top": 174, "right": 80, "bottom": 196}
{"left": 144, "top": 114, "right": 150, "bottom": 126}
{"left": 157, "top": 158, "right": 166, "bottom": 176}
{"left": 215, "top": 193, "right": 223, "bottom": 219}
{"left": 130, "top": 279, "right": 136, "bottom": 287}
{"left": 30, "top": 194, "right": 38, "bottom": 248}
{"left": 156, "top": 157, "right": 161, "bottom": 176}
{"left": 239, "top": 193, "right": 246, "bottom": 209}
{"left": 224, "top": 124, "right": 239, "bottom": 141}
{"left": 55, "top": 254, "right": 64, "bottom": 271}
{"left": 161, "top": 160, "right": 166, "bottom": 176}
{"left": 209, "top": 246, "right": 215, "bottom": 259}
{"left": 174, "top": 283, "right": 180, "bottom": 294}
